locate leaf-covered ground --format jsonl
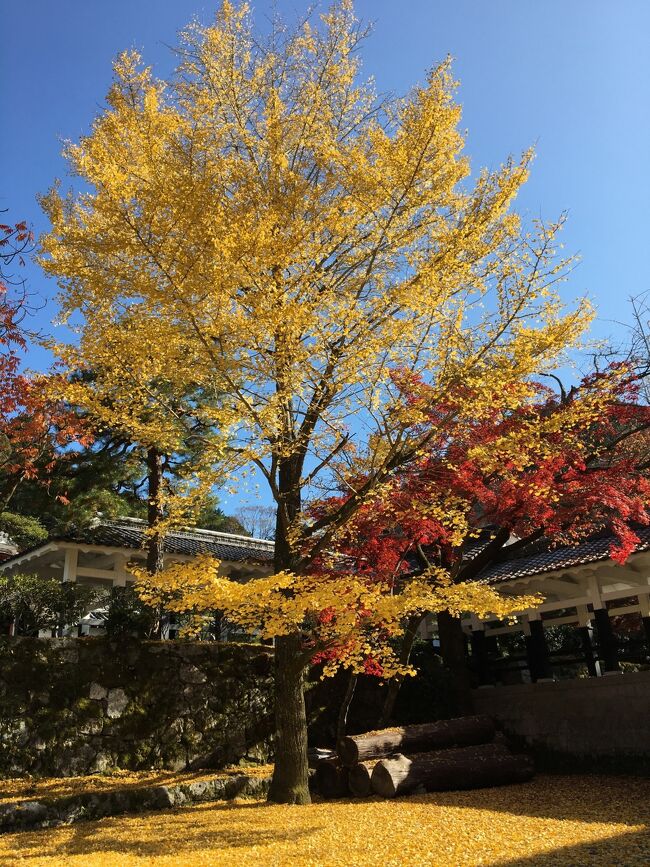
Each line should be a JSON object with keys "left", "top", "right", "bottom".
{"left": 0, "top": 765, "right": 274, "bottom": 805}
{"left": 2, "top": 775, "right": 649, "bottom": 866}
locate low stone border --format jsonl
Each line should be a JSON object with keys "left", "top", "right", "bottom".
{"left": 0, "top": 773, "right": 271, "bottom": 834}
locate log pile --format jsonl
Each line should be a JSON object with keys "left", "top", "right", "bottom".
{"left": 314, "top": 715, "right": 534, "bottom": 800}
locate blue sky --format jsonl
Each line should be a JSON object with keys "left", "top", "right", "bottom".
{"left": 3, "top": 0, "right": 649, "bottom": 353}
{"left": 1, "top": 1, "right": 649, "bottom": 508}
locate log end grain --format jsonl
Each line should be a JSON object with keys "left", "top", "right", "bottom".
{"left": 348, "top": 760, "right": 379, "bottom": 798}
{"left": 315, "top": 758, "right": 350, "bottom": 799}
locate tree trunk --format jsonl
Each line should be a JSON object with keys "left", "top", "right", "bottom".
{"left": 379, "top": 613, "right": 423, "bottom": 727}
{"left": 437, "top": 609, "right": 474, "bottom": 714}
{"left": 267, "top": 454, "right": 312, "bottom": 804}
{"left": 146, "top": 447, "right": 166, "bottom": 640}
{"left": 371, "top": 744, "right": 533, "bottom": 798}
{"left": 146, "top": 446, "right": 165, "bottom": 575}
{"left": 336, "top": 671, "right": 358, "bottom": 743}
{"left": 348, "top": 759, "right": 380, "bottom": 798}
{"left": 338, "top": 715, "right": 495, "bottom": 767}
{"left": 267, "top": 632, "right": 311, "bottom": 804}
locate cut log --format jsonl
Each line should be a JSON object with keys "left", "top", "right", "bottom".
{"left": 338, "top": 715, "right": 495, "bottom": 767}
{"left": 371, "top": 743, "right": 534, "bottom": 798}
{"left": 348, "top": 760, "right": 380, "bottom": 798}
{"left": 314, "top": 757, "right": 350, "bottom": 799}
{"left": 371, "top": 741, "right": 512, "bottom": 798}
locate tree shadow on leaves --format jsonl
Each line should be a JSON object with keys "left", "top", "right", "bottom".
{"left": 497, "top": 827, "right": 650, "bottom": 866}
{"left": 0, "top": 801, "right": 323, "bottom": 864}
{"left": 409, "top": 774, "right": 650, "bottom": 827}
{"left": 408, "top": 775, "right": 650, "bottom": 866}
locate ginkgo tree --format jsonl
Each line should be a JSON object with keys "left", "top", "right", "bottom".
{"left": 41, "top": 1, "right": 597, "bottom": 803}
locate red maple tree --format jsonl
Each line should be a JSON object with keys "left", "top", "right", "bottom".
{"left": 308, "top": 365, "right": 650, "bottom": 719}
{"left": 0, "top": 219, "right": 91, "bottom": 512}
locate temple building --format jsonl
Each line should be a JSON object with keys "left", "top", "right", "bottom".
{"left": 3, "top": 515, "right": 650, "bottom": 681}
{"left": 456, "top": 527, "right": 650, "bottom": 682}
{"left": 0, "top": 517, "right": 274, "bottom": 636}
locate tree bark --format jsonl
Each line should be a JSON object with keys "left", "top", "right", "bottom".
{"left": 336, "top": 671, "right": 358, "bottom": 743}
{"left": 379, "top": 614, "right": 423, "bottom": 727}
{"left": 267, "top": 633, "right": 311, "bottom": 804}
{"left": 371, "top": 743, "right": 533, "bottom": 798}
{"left": 146, "top": 446, "right": 166, "bottom": 640}
{"left": 594, "top": 607, "right": 620, "bottom": 673}
{"left": 268, "top": 455, "right": 312, "bottom": 804}
{"left": 437, "top": 609, "right": 474, "bottom": 714}
{"left": 338, "top": 715, "right": 495, "bottom": 767}
{"left": 146, "top": 446, "right": 165, "bottom": 575}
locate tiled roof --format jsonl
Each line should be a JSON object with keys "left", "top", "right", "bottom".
{"left": 2, "top": 518, "right": 275, "bottom": 566}
{"left": 5, "top": 513, "right": 650, "bottom": 582}
{"left": 79, "top": 518, "right": 275, "bottom": 562}
{"left": 476, "top": 526, "right": 650, "bottom": 584}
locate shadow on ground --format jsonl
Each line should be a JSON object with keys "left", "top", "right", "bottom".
{"left": 497, "top": 828, "right": 650, "bottom": 866}
{"left": 2, "top": 775, "right": 649, "bottom": 866}
{"left": 409, "top": 773, "right": 650, "bottom": 826}
{"left": 0, "top": 801, "right": 322, "bottom": 864}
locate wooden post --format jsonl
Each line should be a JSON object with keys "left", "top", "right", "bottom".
{"left": 524, "top": 618, "right": 552, "bottom": 682}
{"left": 641, "top": 616, "right": 650, "bottom": 657}
{"left": 470, "top": 629, "right": 493, "bottom": 686}
{"left": 639, "top": 596, "right": 650, "bottom": 659}
{"left": 593, "top": 607, "right": 620, "bottom": 673}
{"left": 577, "top": 626, "right": 598, "bottom": 677}
{"left": 437, "top": 610, "right": 474, "bottom": 713}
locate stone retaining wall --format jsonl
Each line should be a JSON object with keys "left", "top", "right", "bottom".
{"left": 0, "top": 637, "right": 274, "bottom": 777}
{"left": 0, "top": 773, "right": 271, "bottom": 833}
{"left": 473, "top": 671, "right": 650, "bottom": 772}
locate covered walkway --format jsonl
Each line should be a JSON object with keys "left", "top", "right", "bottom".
{"left": 461, "top": 529, "right": 650, "bottom": 684}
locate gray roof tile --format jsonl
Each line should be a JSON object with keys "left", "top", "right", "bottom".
{"left": 78, "top": 519, "right": 275, "bottom": 562}
{"left": 476, "top": 527, "right": 650, "bottom": 584}
{"left": 1, "top": 518, "right": 275, "bottom": 567}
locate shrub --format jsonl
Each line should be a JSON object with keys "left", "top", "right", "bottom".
{"left": 0, "top": 573, "right": 100, "bottom": 635}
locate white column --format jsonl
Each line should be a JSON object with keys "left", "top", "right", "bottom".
{"left": 588, "top": 573, "right": 604, "bottom": 609}
{"left": 112, "top": 553, "right": 128, "bottom": 587}
{"left": 62, "top": 547, "right": 78, "bottom": 583}
{"left": 584, "top": 579, "right": 603, "bottom": 675}
{"left": 576, "top": 604, "right": 592, "bottom": 627}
